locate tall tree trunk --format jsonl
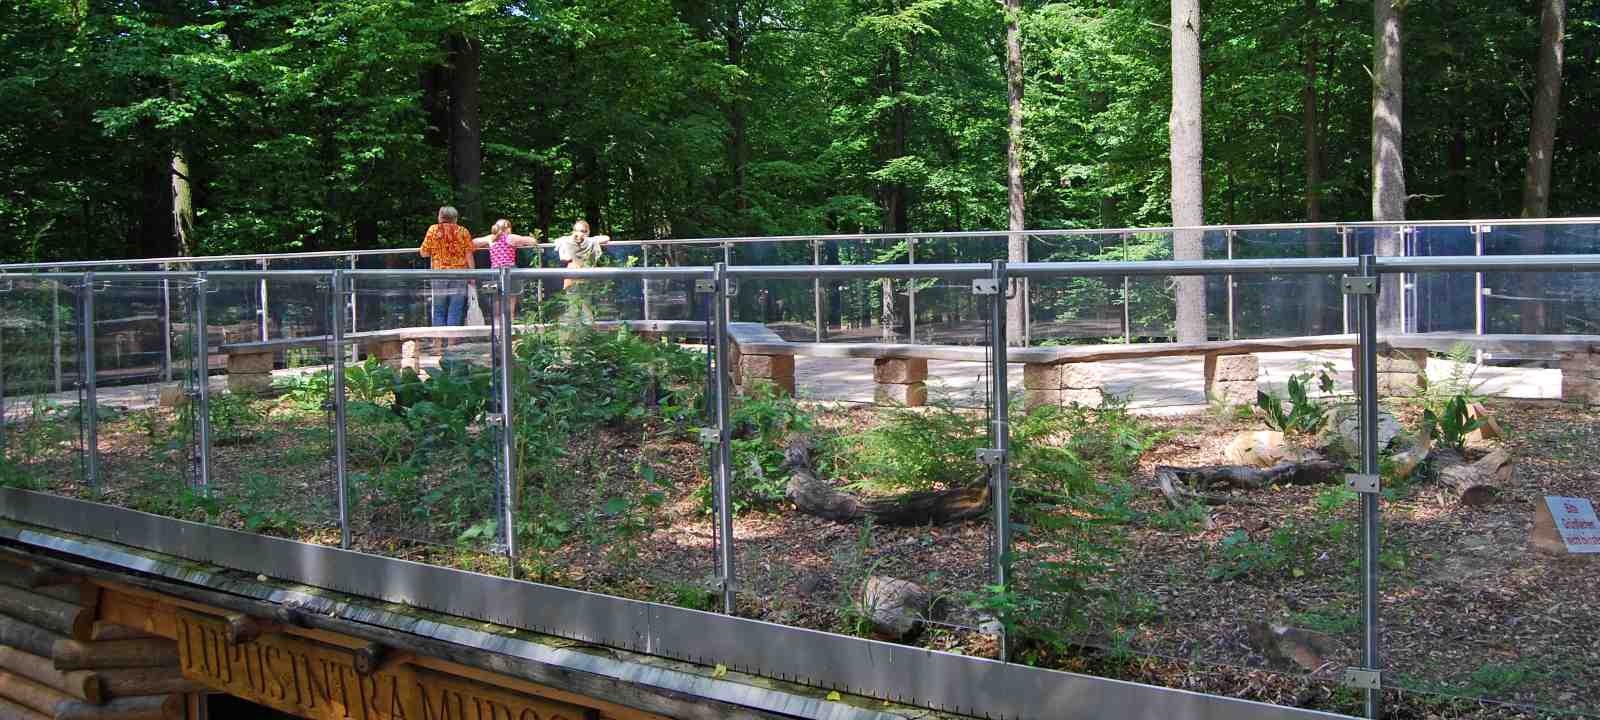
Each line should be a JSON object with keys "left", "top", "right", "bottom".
{"left": 1004, "top": 0, "right": 1028, "bottom": 346}
{"left": 171, "top": 150, "right": 196, "bottom": 256}
{"left": 727, "top": 12, "right": 749, "bottom": 229}
{"left": 877, "top": 47, "right": 909, "bottom": 341}
{"left": 1521, "top": 0, "right": 1565, "bottom": 218}
{"left": 535, "top": 165, "right": 555, "bottom": 242}
{"left": 1371, "top": 0, "right": 1405, "bottom": 331}
{"left": 1170, "top": 0, "right": 1207, "bottom": 342}
{"left": 447, "top": 31, "right": 482, "bottom": 230}
{"left": 1520, "top": 0, "right": 1565, "bottom": 333}
{"left": 1302, "top": 0, "right": 1326, "bottom": 333}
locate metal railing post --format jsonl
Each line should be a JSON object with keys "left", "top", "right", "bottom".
{"left": 331, "top": 270, "right": 351, "bottom": 549}
{"left": 908, "top": 238, "right": 917, "bottom": 344}
{"left": 1340, "top": 227, "right": 1352, "bottom": 334}
{"left": 348, "top": 255, "right": 360, "bottom": 364}
{"left": 1226, "top": 229, "right": 1236, "bottom": 340}
{"left": 813, "top": 240, "right": 824, "bottom": 342}
{"left": 722, "top": 243, "right": 733, "bottom": 325}
{"left": 258, "top": 259, "right": 270, "bottom": 342}
{"left": 51, "top": 275, "right": 62, "bottom": 393}
{"left": 1353, "top": 254, "right": 1383, "bottom": 718}
{"left": 194, "top": 274, "right": 212, "bottom": 493}
{"left": 1474, "top": 225, "right": 1487, "bottom": 363}
{"left": 712, "top": 263, "right": 738, "bottom": 614}
{"left": 80, "top": 273, "right": 98, "bottom": 492}
{"left": 641, "top": 244, "right": 652, "bottom": 322}
{"left": 987, "top": 260, "right": 1013, "bottom": 660}
{"left": 497, "top": 267, "right": 519, "bottom": 578}
{"left": 1121, "top": 233, "right": 1132, "bottom": 344}
{"left": 162, "top": 265, "right": 174, "bottom": 382}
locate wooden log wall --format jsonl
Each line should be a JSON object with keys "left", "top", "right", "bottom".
{"left": 0, "top": 560, "right": 186, "bottom": 720}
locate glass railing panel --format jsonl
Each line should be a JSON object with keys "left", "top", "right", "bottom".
{"left": 0, "top": 277, "right": 84, "bottom": 493}
{"left": 90, "top": 278, "right": 201, "bottom": 505}
{"left": 1028, "top": 233, "right": 1124, "bottom": 346}
{"left": 730, "top": 241, "right": 818, "bottom": 342}
{"left": 1008, "top": 269, "right": 1361, "bottom": 710}
{"left": 340, "top": 275, "right": 506, "bottom": 569}
{"left": 1483, "top": 222, "right": 1600, "bottom": 337}
{"left": 1377, "top": 269, "right": 1597, "bottom": 717}
{"left": 1230, "top": 228, "right": 1345, "bottom": 339}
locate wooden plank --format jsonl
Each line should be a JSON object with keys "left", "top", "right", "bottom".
{"left": 0, "top": 647, "right": 101, "bottom": 704}
{"left": 52, "top": 640, "right": 178, "bottom": 672}
{"left": 0, "top": 588, "right": 93, "bottom": 641}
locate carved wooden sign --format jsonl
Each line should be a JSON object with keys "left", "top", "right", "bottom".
{"left": 177, "top": 610, "right": 595, "bottom": 720}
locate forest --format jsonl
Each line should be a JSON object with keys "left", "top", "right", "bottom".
{"left": 0, "top": 0, "right": 1595, "bottom": 265}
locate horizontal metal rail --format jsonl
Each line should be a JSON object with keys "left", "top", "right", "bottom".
{"left": 0, "top": 489, "right": 1351, "bottom": 720}
{"left": 3, "top": 217, "right": 1599, "bottom": 272}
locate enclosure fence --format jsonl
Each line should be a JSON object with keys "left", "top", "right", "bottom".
{"left": 1, "top": 247, "right": 1598, "bottom": 720}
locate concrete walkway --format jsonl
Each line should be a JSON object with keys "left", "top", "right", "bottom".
{"left": 796, "top": 349, "right": 1560, "bottom": 412}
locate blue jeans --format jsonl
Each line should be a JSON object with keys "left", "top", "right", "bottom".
{"left": 431, "top": 280, "right": 468, "bottom": 327}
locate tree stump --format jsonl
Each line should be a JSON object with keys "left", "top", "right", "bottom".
{"left": 859, "top": 576, "right": 936, "bottom": 641}
{"left": 1436, "top": 448, "right": 1512, "bottom": 507}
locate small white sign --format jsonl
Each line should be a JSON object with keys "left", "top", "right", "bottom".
{"left": 1545, "top": 496, "right": 1600, "bottom": 554}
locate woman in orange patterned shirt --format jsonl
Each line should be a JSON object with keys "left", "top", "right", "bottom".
{"left": 418, "top": 206, "right": 476, "bottom": 344}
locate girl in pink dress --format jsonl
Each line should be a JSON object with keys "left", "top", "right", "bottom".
{"left": 474, "top": 219, "right": 538, "bottom": 319}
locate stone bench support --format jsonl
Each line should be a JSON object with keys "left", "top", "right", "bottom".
{"left": 1204, "top": 353, "right": 1259, "bottom": 405}
{"left": 1560, "top": 351, "right": 1600, "bottom": 405}
{"left": 225, "top": 350, "right": 275, "bottom": 394}
{"left": 1353, "top": 348, "right": 1429, "bottom": 396}
{"left": 1022, "top": 363, "right": 1102, "bottom": 409}
{"left": 873, "top": 358, "right": 928, "bottom": 406}
{"left": 739, "top": 354, "right": 796, "bottom": 396}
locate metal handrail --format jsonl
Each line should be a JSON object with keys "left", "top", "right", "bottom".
{"left": 3, "top": 216, "right": 1598, "bottom": 272}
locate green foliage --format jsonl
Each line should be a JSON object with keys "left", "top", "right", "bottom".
{"left": 697, "top": 381, "right": 814, "bottom": 512}
{"left": 1256, "top": 366, "right": 1335, "bottom": 436}
{"left": 1415, "top": 343, "right": 1492, "bottom": 417}
{"left": 1422, "top": 396, "right": 1484, "bottom": 453}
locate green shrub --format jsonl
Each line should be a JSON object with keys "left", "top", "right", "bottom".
{"left": 1257, "top": 365, "right": 1335, "bottom": 436}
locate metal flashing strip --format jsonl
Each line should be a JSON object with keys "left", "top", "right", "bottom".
{"left": 0, "top": 489, "right": 1352, "bottom": 720}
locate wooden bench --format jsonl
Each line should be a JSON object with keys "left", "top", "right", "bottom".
{"left": 216, "top": 320, "right": 710, "bottom": 393}
{"left": 727, "top": 327, "right": 1600, "bottom": 408}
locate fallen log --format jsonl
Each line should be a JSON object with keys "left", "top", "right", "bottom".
{"left": 1436, "top": 448, "right": 1512, "bottom": 507}
{"left": 0, "top": 566, "right": 78, "bottom": 592}
{"left": 51, "top": 641, "right": 177, "bottom": 673}
{"left": 0, "top": 588, "right": 93, "bottom": 642}
{"left": 96, "top": 669, "right": 203, "bottom": 699}
{"left": 1155, "top": 458, "right": 1344, "bottom": 493}
{"left": 0, "top": 618, "right": 66, "bottom": 662}
{"left": 783, "top": 439, "right": 989, "bottom": 525}
{"left": 0, "top": 647, "right": 101, "bottom": 705}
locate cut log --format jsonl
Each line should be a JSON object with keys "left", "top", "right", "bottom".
{"left": 51, "top": 641, "right": 177, "bottom": 672}
{"left": 0, "top": 647, "right": 101, "bottom": 705}
{"left": 0, "top": 565, "right": 78, "bottom": 592}
{"left": 0, "top": 578, "right": 88, "bottom": 612}
{"left": 859, "top": 577, "right": 935, "bottom": 642}
{"left": 84, "top": 627, "right": 148, "bottom": 645}
{"left": 1436, "top": 449, "right": 1512, "bottom": 507}
{"left": 0, "top": 695, "right": 49, "bottom": 720}
{"left": 783, "top": 440, "right": 989, "bottom": 525}
{"left": 0, "top": 587, "right": 93, "bottom": 641}
{"left": 0, "top": 618, "right": 66, "bottom": 662}
{"left": 53, "top": 695, "right": 180, "bottom": 720}
{"left": 96, "top": 669, "right": 203, "bottom": 699}
{"left": 1245, "top": 622, "right": 1339, "bottom": 674}
{"left": 1155, "top": 458, "right": 1344, "bottom": 495}
{"left": 353, "top": 642, "right": 388, "bottom": 677}
{"left": 0, "top": 669, "right": 75, "bottom": 716}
